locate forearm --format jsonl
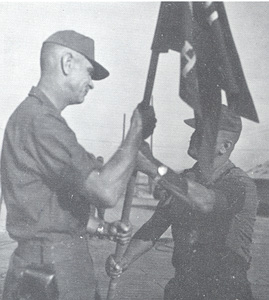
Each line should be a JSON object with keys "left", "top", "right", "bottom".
{"left": 156, "top": 170, "right": 244, "bottom": 214}
{"left": 136, "top": 149, "right": 188, "bottom": 198}
{"left": 121, "top": 238, "right": 155, "bottom": 270}
{"left": 156, "top": 168, "right": 188, "bottom": 199}
{"left": 100, "top": 121, "right": 142, "bottom": 197}
{"left": 83, "top": 121, "right": 142, "bottom": 207}
{"left": 120, "top": 207, "right": 169, "bottom": 269}
{"left": 153, "top": 167, "right": 216, "bottom": 213}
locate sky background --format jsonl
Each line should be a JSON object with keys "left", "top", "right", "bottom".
{"left": 0, "top": 1, "right": 269, "bottom": 172}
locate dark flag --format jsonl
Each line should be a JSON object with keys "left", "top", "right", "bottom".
{"left": 151, "top": 2, "right": 258, "bottom": 178}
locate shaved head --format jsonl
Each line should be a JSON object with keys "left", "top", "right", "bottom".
{"left": 40, "top": 43, "right": 60, "bottom": 74}
{"left": 40, "top": 43, "right": 84, "bottom": 76}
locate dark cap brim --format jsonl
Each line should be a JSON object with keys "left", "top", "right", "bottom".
{"left": 43, "top": 39, "right": 109, "bottom": 81}
{"left": 90, "top": 59, "right": 109, "bottom": 81}
{"left": 184, "top": 118, "right": 196, "bottom": 128}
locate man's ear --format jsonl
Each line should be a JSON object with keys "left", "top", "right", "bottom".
{"left": 219, "top": 140, "right": 233, "bottom": 155}
{"left": 61, "top": 52, "right": 73, "bottom": 75}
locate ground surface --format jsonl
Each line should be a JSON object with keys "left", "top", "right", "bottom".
{"left": 0, "top": 193, "right": 268, "bottom": 299}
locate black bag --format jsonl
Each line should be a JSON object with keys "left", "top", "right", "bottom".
{"left": 17, "top": 244, "right": 59, "bottom": 300}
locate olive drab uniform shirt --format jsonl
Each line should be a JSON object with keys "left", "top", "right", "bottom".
{"left": 1, "top": 87, "right": 101, "bottom": 242}
{"left": 133, "top": 162, "right": 259, "bottom": 274}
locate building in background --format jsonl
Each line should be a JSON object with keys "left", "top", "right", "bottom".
{"left": 248, "top": 162, "right": 269, "bottom": 217}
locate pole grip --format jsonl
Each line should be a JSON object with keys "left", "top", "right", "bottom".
{"left": 140, "top": 51, "right": 159, "bottom": 109}
{"left": 106, "top": 50, "right": 159, "bottom": 300}
{"left": 106, "top": 173, "right": 137, "bottom": 300}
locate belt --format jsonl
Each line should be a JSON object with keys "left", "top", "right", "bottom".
{"left": 16, "top": 240, "right": 56, "bottom": 264}
{"left": 15, "top": 235, "right": 89, "bottom": 265}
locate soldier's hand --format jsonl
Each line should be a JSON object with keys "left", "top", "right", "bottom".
{"left": 153, "top": 184, "right": 170, "bottom": 201}
{"left": 108, "top": 221, "right": 132, "bottom": 245}
{"left": 137, "top": 103, "right": 157, "bottom": 140}
{"left": 105, "top": 255, "right": 123, "bottom": 278}
{"left": 106, "top": 255, "right": 129, "bottom": 279}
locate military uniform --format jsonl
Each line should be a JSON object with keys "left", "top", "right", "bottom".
{"left": 134, "top": 161, "right": 258, "bottom": 300}
{"left": 1, "top": 87, "right": 102, "bottom": 300}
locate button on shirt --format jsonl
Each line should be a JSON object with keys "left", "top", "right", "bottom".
{"left": 1, "top": 87, "right": 100, "bottom": 242}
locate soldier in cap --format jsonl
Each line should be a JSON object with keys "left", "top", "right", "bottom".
{"left": 107, "top": 105, "right": 258, "bottom": 300}
{"left": 1, "top": 30, "right": 156, "bottom": 300}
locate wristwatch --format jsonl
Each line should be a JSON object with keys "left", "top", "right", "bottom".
{"left": 96, "top": 222, "right": 106, "bottom": 237}
{"left": 158, "top": 165, "right": 168, "bottom": 176}
{"left": 154, "top": 165, "right": 168, "bottom": 183}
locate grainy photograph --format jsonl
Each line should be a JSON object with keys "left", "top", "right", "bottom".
{"left": 0, "top": 2, "right": 269, "bottom": 300}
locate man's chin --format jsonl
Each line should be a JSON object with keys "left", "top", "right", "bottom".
{"left": 187, "top": 151, "right": 198, "bottom": 160}
{"left": 72, "top": 97, "right": 85, "bottom": 105}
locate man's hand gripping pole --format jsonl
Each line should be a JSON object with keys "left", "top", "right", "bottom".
{"left": 106, "top": 50, "right": 159, "bottom": 300}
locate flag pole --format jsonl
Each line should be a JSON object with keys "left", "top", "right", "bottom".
{"left": 122, "top": 113, "right": 126, "bottom": 142}
{"left": 149, "top": 96, "right": 154, "bottom": 194}
{"left": 106, "top": 50, "right": 159, "bottom": 300}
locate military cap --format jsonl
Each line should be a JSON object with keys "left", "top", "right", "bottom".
{"left": 43, "top": 30, "right": 109, "bottom": 80}
{"left": 184, "top": 104, "right": 242, "bottom": 133}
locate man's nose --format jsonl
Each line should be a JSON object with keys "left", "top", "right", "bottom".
{"left": 188, "top": 145, "right": 198, "bottom": 160}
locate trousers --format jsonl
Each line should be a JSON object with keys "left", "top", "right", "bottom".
{"left": 2, "top": 235, "right": 101, "bottom": 300}
{"left": 164, "top": 266, "right": 254, "bottom": 300}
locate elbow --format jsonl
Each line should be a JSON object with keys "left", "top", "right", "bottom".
{"left": 98, "top": 187, "right": 120, "bottom": 208}
{"left": 84, "top": 170, "right": 121, "bottom": 208}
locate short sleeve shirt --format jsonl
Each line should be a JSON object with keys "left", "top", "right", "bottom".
{"left": 134, "top": 161, "right": 258, "bottom": 271}
{"left": 1, "top": 87, "right": 101, "bottom": 241}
